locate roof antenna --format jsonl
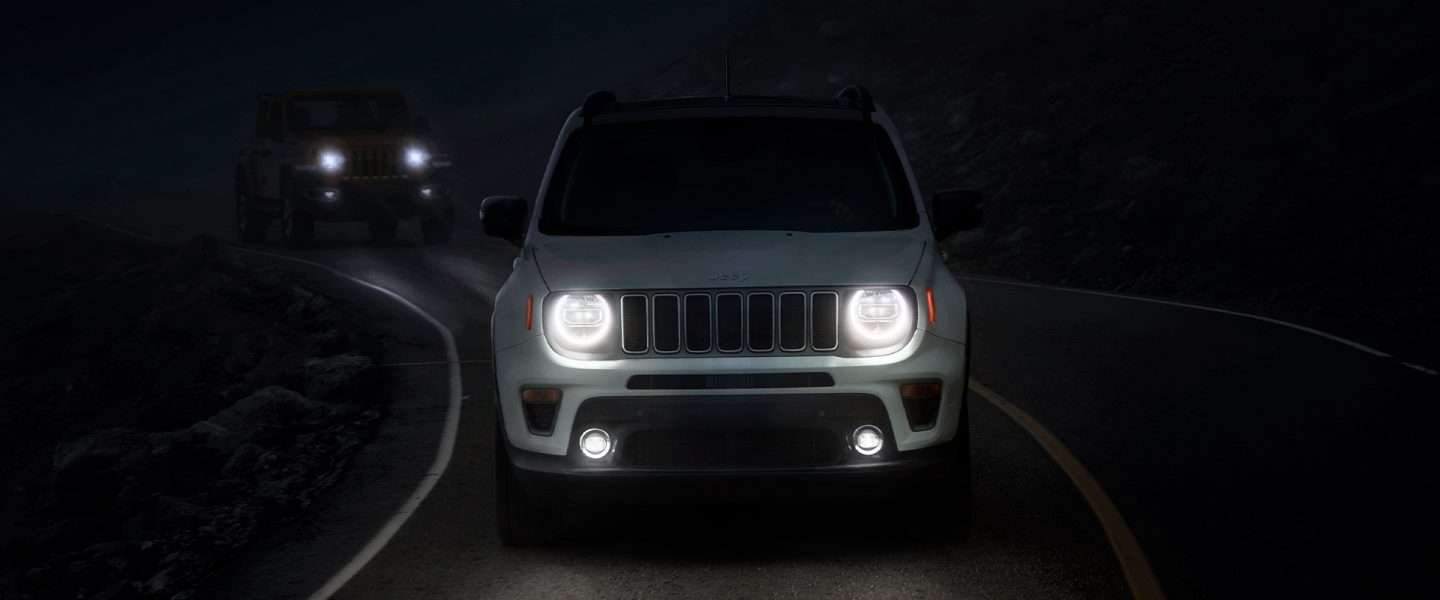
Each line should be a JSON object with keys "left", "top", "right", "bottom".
{"left": 724, "top": 51, "right": 731, "bottom": 99}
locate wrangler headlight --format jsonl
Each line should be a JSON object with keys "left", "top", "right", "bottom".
{"left": 405, "top": 146, "right": 430, "bottom": 169}
{"left": 319, "top": 149, "right": 345, "bottom": 173}
{"left": 548, "top": 293, "right": 613, "bottom": 351}
{"left": 845, "top": 288, "right": 913, "bottom": 349}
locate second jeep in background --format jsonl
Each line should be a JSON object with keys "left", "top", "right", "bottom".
{"left": 235, "top": 90, "right": 455, "bottom": 246}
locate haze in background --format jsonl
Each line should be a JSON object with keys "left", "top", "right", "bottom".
{"left": 0, "top": 0, "right": 759, "bottom": 206}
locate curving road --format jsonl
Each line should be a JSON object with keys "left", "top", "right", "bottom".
{"left": 92, "top": 212, "right": 1438, "bottom": 599}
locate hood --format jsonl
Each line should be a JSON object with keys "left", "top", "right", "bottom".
{"left": 289, "top": 132, "right": 417, "bottom": 145}
{"left": 532, "top": 230, "right": 926, "bottom": 291}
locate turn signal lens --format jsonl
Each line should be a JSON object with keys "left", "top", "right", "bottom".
{"left": 521, "top": 388, "right": 562, "bottom": 403}
{"left": 900, "top": 383, "right": 942, "bottom": 400}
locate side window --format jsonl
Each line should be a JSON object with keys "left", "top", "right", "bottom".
{"left": 255, "top": 100, "right": 282, "bottom": 140}
{"left": 254, "top": 100, "right": 269, "bottom": 138}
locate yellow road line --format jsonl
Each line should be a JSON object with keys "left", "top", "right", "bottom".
{"left": 969, "top": 378, "right": 1167, "bottom": 600}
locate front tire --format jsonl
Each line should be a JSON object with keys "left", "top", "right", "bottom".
{"left": 494, "top": 419, "right": 565, "bottom": 545}
{"left": 235, "top": 183, "right": 270, "bottom": 243}
{"left": 281, "top": 192, "right": 314, "bottom": 247}
{"left": 907, "top": 400, "right": 972, "bottom": 541}
{"left": 420, "top": 211, "right": 453, "bottom": 245}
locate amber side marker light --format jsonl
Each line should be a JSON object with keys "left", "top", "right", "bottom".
{"left": 521, "top": 388, "right": 562, "bottom": 435}
{"left": 900, "top": 382, "right": 943, "bottom": 431}
{"left": 926, "top": 288, "right": 936, "bottom": 324}
{"left": 524, "top": 294, "right": 534, "bottom": 330}
{"left": 900, "top": 383, "right": 942, "bottom": 400}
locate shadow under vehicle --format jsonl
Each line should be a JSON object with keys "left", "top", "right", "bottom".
{"left": 235, "top": 90, "right": 455, "bottom": 246}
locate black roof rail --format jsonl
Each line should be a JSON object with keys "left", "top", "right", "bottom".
{"left": 833, "top": 85, "right": 875, "bottom": 122}
{"left": 581, "top": 90, "right": 617, "bottom": 126}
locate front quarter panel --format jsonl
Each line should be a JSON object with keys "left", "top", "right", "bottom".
{"left": 492, "top": 249, "right": 547, "bottom": 353}
{"left": 910, "top": 246, "right": 969, "bottom": 345}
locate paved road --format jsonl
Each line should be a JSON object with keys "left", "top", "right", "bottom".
{"left": 96, "top": 213, "right": 1438, "bottom": 598}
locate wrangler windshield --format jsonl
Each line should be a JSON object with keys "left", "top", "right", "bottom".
{"left": 539, "top": 118, "right": 919, "bottom": 235}
{"left": 287, "top": 95, "right": 411, "bottom": 133}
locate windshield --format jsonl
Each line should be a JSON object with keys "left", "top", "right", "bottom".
{"left": 286, "top": 95, "right": 411, "bottom": 132}
{"left": 539, "top": 118, "right": 919, "bottom": 235}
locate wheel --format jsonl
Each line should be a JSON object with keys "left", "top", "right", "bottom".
{"left": 932, "top": 429, "right": 973, "bottom": 540}
{"left": 368, "top": 217, "right": 398, "bottom": 243}
{"left": 908, "top": 403, "right": 972, "bottom": 541}
{"left": 235, "top": 178, "right": 270, "bottom": 243}
{"left": 420, "top": 211, "right": 453, "bottom": 245}
{"left": 494, "top": 417, "right": 565, "bottom": 545}
{"left": 281, "top": 190, "right": 314, "bottom": 247}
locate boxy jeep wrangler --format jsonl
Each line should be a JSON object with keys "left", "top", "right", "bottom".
{"left": 481, "top": 87, "right": 983, "bottom": 544}
{"left": 235, "top": 90, "right": 454, "bottom": 245}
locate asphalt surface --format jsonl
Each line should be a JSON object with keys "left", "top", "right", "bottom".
{"left": 93, "top": 212, "right": 1439, "bottom": 598}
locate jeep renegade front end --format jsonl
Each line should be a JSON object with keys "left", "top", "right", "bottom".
{"left": 483, "top": 87, "right": 983, "bottom": 544}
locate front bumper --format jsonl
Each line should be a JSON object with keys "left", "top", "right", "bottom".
{"left": 507, "top": 414, "right": 960, "bottom": 504}
{"left": 291, "top": 172, "right": 452, "bottom": 222}
{"left": 494, "top": 329, "right": 968, "bottom": 460}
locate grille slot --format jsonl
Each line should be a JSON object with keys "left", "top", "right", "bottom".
{"left": 624, "top": 428, "right": 841, "bottom": 468}
{"left": 810, "top": 292, "right": 839, "bottom": 351}
{"left": 715, "top": 293, "right": 743, "bottom": 352}
{"left": 621, "top": 295, "right": 648, "bottom": 353}
{"left": 652, "top": 295, "right": 681, "bottom": 353}
{"left": 747, "top": 293, "right": 775, "bottom": 352}
{"left": 684, "top": 294, "right": 712, "bottom": 352}
{"left": 778, "top": 292, "right": 807, "bottom": 351}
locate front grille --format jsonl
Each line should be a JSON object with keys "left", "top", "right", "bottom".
{"left": 624, "top": 428, "right": 841, "bottom": 468}
{"left": 343, "top": 146, "right": 406, "bottom": 179}
{"left": 619, "top": 289, "right": 842, "bottom": 356}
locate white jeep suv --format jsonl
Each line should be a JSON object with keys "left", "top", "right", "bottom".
{"left": 481, "top": 87, "right": 983, "bottom": 544}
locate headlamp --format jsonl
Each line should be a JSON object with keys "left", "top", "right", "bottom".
{"left": 319, "top": 149, "right": 344, "bottom": 173}
{"left": 405, "top": 146, "right": 430, "bottom": 169}
{"left": 845, "top": 288, "right": 913, "bottom": 349}
{"left": 548, "top": 293, "right": 613, "bottom": 351}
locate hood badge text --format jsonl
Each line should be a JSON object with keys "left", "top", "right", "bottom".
{"left": 707, "top": 271, "right": 750, "bottom": 282}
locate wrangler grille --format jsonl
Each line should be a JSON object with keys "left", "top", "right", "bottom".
{"left": 343, "top": 146, "right": 407, "bottom": 179}
{"left": 620, "top": 289, "right": 841, "bottom": 356}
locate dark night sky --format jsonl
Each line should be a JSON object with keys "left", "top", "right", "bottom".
{"left": 0, "top": 0, "right": 758, "bottom": 205}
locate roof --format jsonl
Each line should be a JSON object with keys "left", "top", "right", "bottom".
{"left": 278, "top": 89, "right": 409, "bottom": 98}
{"left": 579, "top": 86, "right": 878, "bottom": 124}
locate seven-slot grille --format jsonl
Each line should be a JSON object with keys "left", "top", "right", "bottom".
{"left": 621, "top": 290, "right": 840, "bottom": 355}
{"left": 343, "top": 146, "right": 407, "bottom": 179}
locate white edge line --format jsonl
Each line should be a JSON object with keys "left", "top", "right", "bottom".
{"left": 956, "top": 275, "right": 1404, "bottom": 360}
{"left": 1402, "top": 362, "right": 1440, "bottom": 376}
{"left": 72, "top": 217, "right": 463, "bottom": 599}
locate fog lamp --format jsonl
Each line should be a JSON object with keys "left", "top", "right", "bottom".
{"left": 853, "top": 425, "right": 884, "bottom": 456}
{"left": 579, "top": 428, "right": 612, "bottom": 459}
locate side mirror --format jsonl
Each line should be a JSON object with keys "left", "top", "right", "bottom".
{"left": 930, "top": 188, "right": 983, "bottom": 240}
{"left": 479, "top": 195, "right": 528, "bottom": 247}
{"left": 414, "top": 116, "right": 432, "bottom": 136}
